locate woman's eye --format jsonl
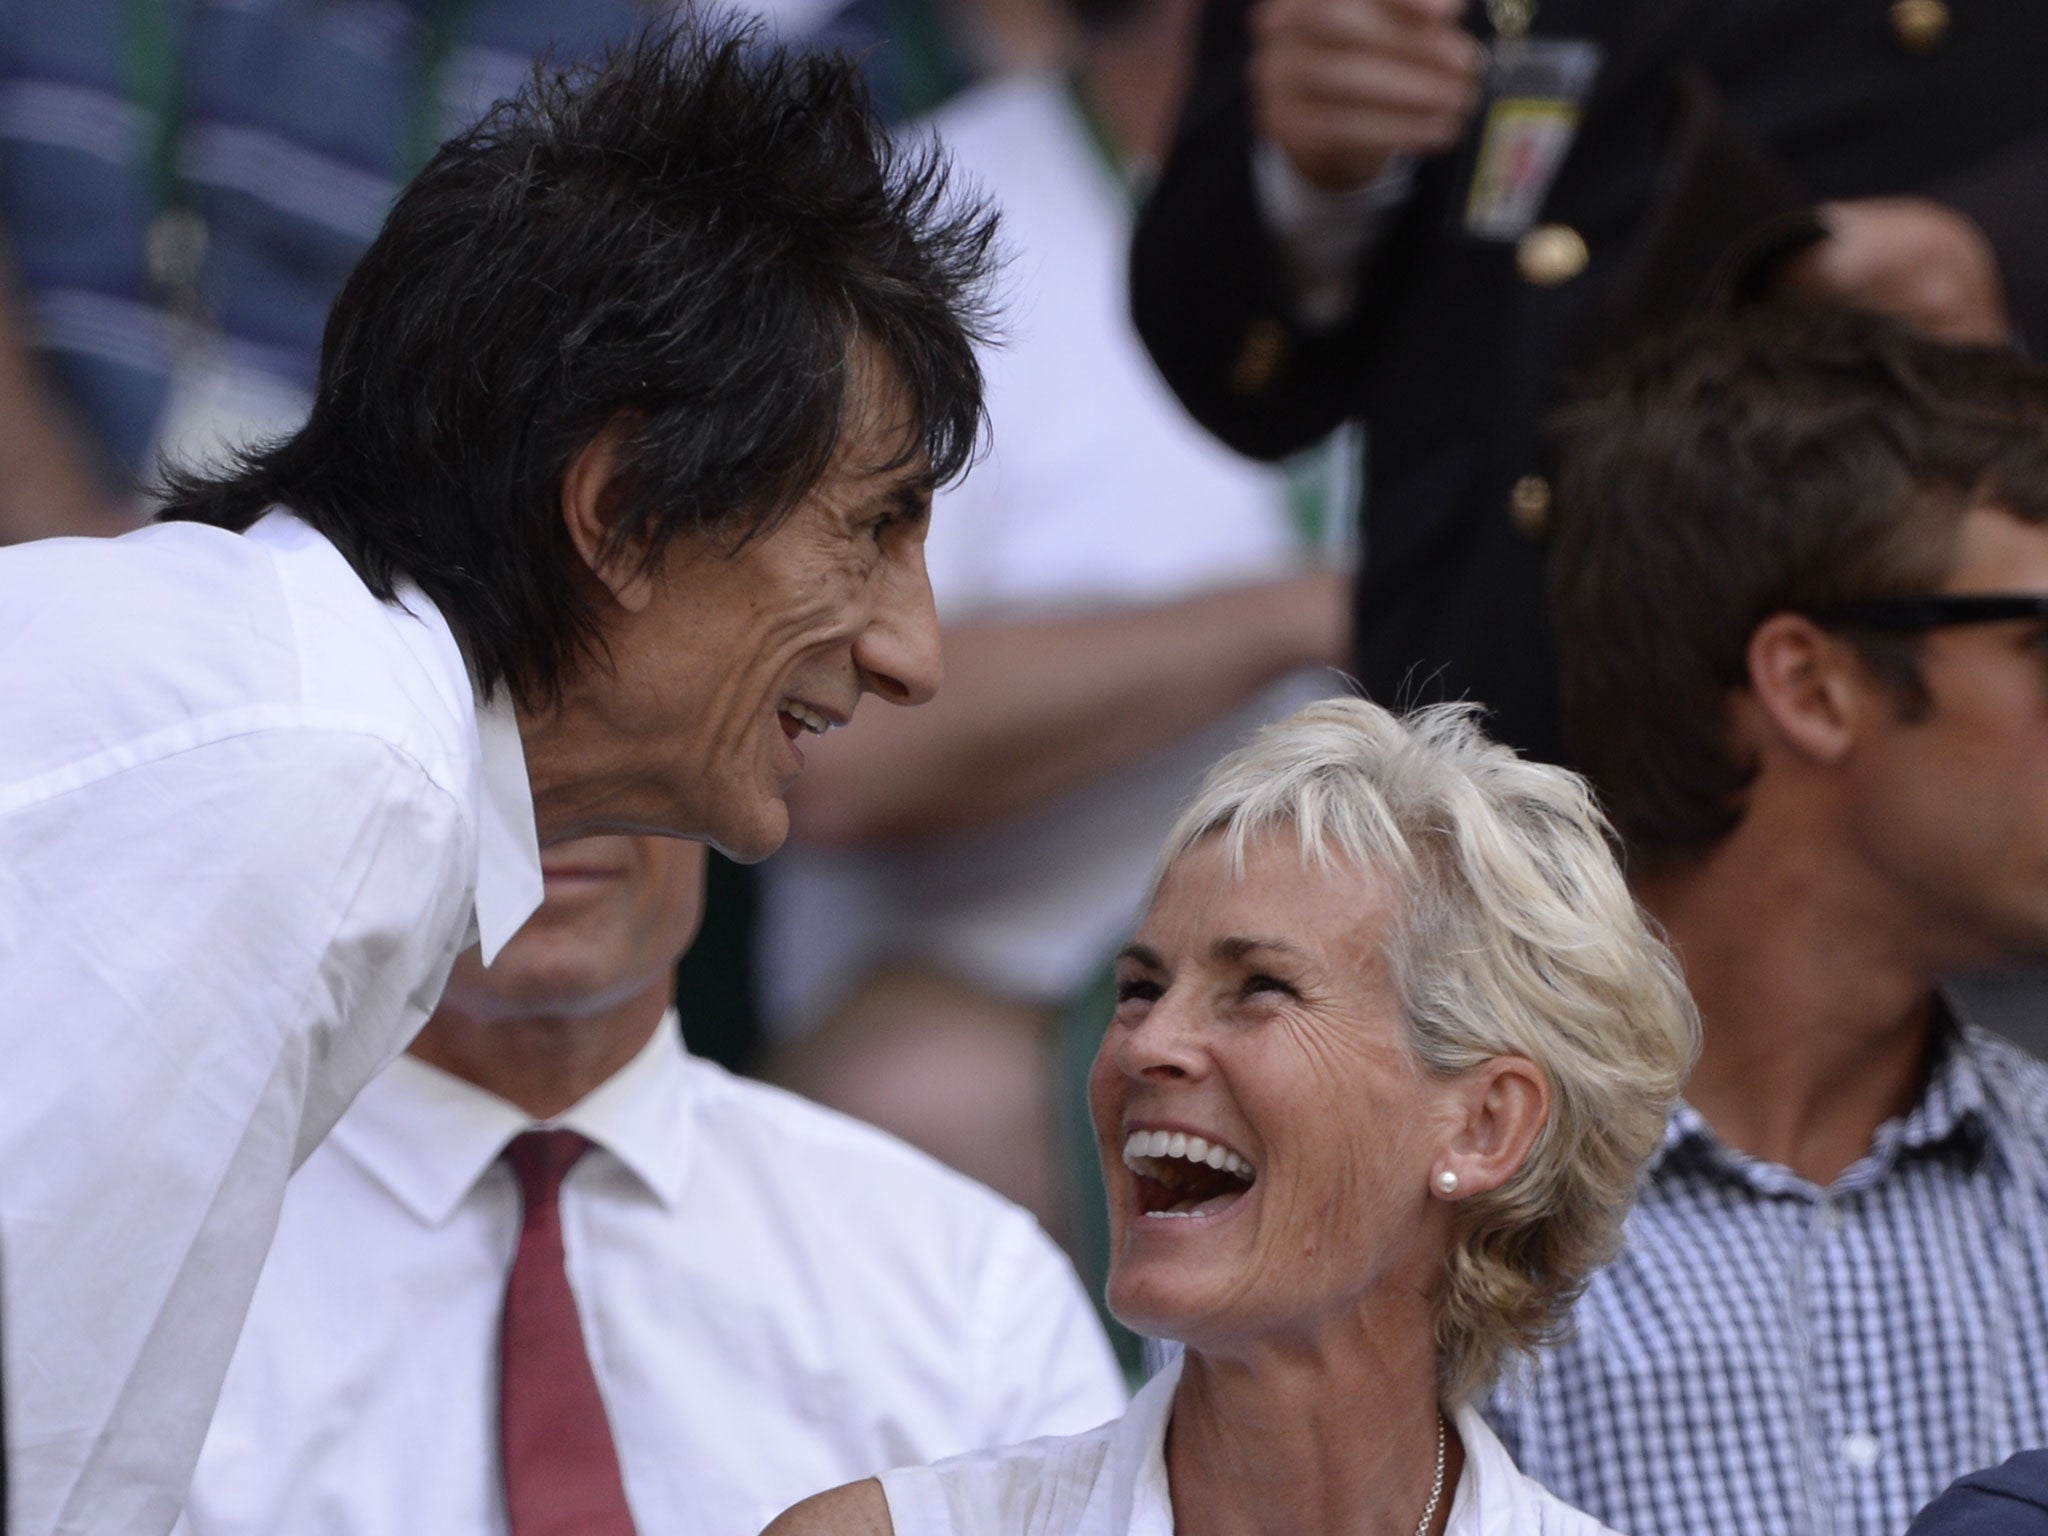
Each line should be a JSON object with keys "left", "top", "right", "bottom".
{"left": 1243, "top": 973, "right": 1293, "bottom": 999}
{"left": 1115, "top": 977, "right": 1161, "bottom": 1006}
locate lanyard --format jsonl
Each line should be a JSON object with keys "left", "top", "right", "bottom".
{"left": 117, "top": 0, "right": 465, "bottom": 308}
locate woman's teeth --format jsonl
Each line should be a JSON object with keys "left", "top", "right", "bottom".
{"left": 1121, "top": 1129, "right": 1254, "bottom": 1180}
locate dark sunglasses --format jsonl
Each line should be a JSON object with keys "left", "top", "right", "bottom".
{"left": 1807, "top": 593, "right": 2048, "bottom": 632}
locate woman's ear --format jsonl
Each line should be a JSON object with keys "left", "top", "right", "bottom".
{"left": 1432, "top": 1057, "right": 1549, "bottom": 1200}
{"left": 560, "top": 419, "right": 656, "bottom": 614}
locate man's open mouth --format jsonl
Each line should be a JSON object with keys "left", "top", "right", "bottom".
{"left": 779, "top": 700, "right": 832, "bottom": 739}
{"left": 1122, "top": 1129, "right": 1257, "bottom": 1218}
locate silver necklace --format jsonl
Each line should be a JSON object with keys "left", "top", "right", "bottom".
{"left": 1413, "top": 1414, "right": 1449, "bottom": 1536}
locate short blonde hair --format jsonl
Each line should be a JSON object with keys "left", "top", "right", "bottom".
{"left": 1157, "top": 698, "right": 1698, "bottom": 1404}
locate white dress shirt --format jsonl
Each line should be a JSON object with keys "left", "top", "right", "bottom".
{"left": 177, "top": 1019, "right": 1128, "bottom": 1536}
{"left": 0, "top": 511, "right": 543, "bottom": 1536}
{"left": 880, "top": 1354, "right": 1617, "bottom": 1536}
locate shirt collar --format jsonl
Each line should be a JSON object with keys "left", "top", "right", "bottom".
{"left": 1651, "top": 995, "right": 1992, "bottom": 1188}
{"left": 245, "top": 509, "right": 542, "bottom": 964}
{"left": 1089, "top": 1351, "right": 1179, "bottom": 1536}
{"left": 1100, "top": 1355, "right": 1551, "bottom": 1536}
{"left": 555, "top": 1013, "right": 696, "bottom": 1209}
{"left": 331, "top": 1012, "right": 696, "bottom": 1225}
{"left": 468, "top": 686, "right": 543, "bottom": 965}
{"left": 1442, "top": 1402, "right": 1565, "bottom": 1535}
{"left": 1892, "top": 1008, "right": 1991, "bottom": 1154}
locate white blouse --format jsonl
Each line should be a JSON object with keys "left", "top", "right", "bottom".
{"left": 879, "top": 1355, "right": 1621, "bottom": 1536}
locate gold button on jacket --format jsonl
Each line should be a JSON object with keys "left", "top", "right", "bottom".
{"left": 1517, "top": 224, "right": 1590, "bottom": 286}
{"left": 1229, "top": 317, "right": 1287, "bottom": 396}
{"left": 1890, "top": 0, "right": 1950, "bottom": 53}
{"left": 1508, "top": 473, "right": 1553, "bottom": 538}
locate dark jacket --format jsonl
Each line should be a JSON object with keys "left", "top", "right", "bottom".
{"left": 1908, "top": 1451, "right": 2048, "bottom": 1535}
{"left": 1131, "top": 0, "right": 2048, "bottom": 761}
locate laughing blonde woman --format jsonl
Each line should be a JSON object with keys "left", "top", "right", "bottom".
{"left": 768, "top": 698, "right": 1697, "bottom": 1536}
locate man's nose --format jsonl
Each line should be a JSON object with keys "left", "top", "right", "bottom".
{"left": 856, "top": 548, "right": 942, "bottom": 706}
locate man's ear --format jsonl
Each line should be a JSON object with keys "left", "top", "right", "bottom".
{"left": 1432, "top": 1056, "right": 1548, "bottom": 1201}
{"left": 1744, "top": 613, "right": 1860, "bottom": 765}
{"left": 561, "top": 421, "right": 655, "bottom": 614}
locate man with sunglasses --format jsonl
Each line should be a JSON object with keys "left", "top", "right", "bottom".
{"left": 1490, "top": 300, "right": 2048, "bottom": 1536}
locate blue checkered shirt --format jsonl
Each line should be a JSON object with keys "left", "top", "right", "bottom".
{"left": 1486, "top": 1021, "right": 2048, "bottom": 1536}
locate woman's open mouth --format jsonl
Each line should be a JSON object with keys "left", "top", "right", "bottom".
{"left": 1122, "top": 1129, "right": 1257, "bottom": 1219}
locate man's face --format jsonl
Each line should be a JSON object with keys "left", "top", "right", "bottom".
{"left": 567, "top": 356, "right": 942, "bottom": 861}
{"left": 1843, "top": 504, "right": 2048, "bottom": 967}
{"left": 440, "top": 835, "right": 707, "bottom": 1022}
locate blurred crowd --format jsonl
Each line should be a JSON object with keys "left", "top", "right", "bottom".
{"left": 6, "top": 0, "right": 2048, "bottom": 1533}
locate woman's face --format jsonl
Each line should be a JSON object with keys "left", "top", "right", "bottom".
{"left": 1090, "top": 828, "right": 1464, "bottom": 1354}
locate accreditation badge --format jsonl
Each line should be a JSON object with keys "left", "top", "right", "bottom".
{"left": 1459, "top": 36, "right": 1603, "bottom": 241}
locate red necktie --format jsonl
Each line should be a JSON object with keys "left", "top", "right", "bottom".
{"left": 499, "top": 1129, "right": 638, "bottom": 1536}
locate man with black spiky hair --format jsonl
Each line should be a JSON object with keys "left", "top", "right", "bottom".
{"left": 0, "top": 19, "right": 997, "bottom": 1534}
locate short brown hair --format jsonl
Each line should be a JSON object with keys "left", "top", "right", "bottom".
{"left": 1549, "top": 302, "right": 2048, "bottom": 861}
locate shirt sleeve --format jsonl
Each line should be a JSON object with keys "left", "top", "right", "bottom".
{"left": 1250, "top": 140, "right": 1416, "bottom": 329}
{"left": 966, "top": 1210, "right": 1129, "bottom": 1446}
{"left": 0, "top": 726, "right": 473, "bottom": 1535}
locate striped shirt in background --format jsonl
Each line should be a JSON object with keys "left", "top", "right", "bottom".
{"left": 1489, "top": 1016, "right": 2048, "bottom": 1536}
{"left": 0, "top": 0, "right": 651, "bottom": 486}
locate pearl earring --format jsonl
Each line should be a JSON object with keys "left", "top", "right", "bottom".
{"left": 1434, "top": 1169, "right": 1460, "bottom": 1196}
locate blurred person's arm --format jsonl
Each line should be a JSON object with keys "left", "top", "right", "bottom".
{"left": 0, "top": 262, "right": 132, "bottom": 543}
{"left": 1248, "top": 0, "right": 1480, "bottom": 195}
{"left": 1130, "top": 0, "right": 1479, "bottom": 461}
{"left": 784, "top": 569, "right": 1349, "bottom": 846}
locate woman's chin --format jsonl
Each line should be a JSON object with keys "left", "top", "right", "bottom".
{"left": 1105, "top": 1259, "right": 1235, "bottom": 1345}
{"left": 1104, "top": 1283, "right": 1190, "bottom": 1345}
{"left": 1104, "top": 1179, "right": 1261, "bottom": 1339}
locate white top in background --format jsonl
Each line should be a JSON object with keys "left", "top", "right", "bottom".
{"left": 759, "top": 72, "right": 1341, "bottom": 1034}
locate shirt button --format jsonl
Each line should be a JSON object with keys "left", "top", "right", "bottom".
{"left": 1517, "top": 224, "right": 1589, "bottom": 286}
{"left": 1841, "top": 1431, "right": 1882, "bottom": 1470}
{"left": 1889, "top": 0, "right": 1950, "bottom": 53}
